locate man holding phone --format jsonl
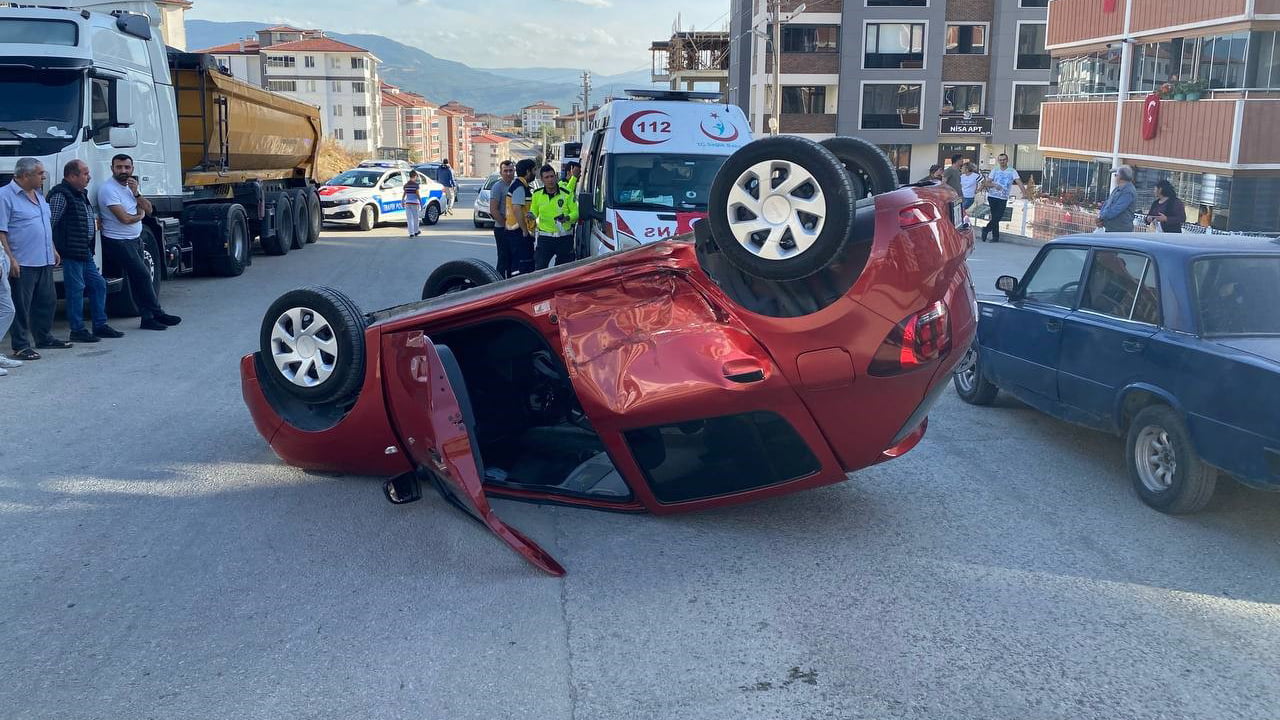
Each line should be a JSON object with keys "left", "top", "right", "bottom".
{"left": 98, "top": 154, "right": 181, "bottom": 331}
{"left": 529, "top": 164, "right": 578, "bottom": 270}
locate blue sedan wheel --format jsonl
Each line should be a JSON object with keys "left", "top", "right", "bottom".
{"left": 1126, "top": 405, "right": 1217, "bottom": 514}
{"left": 953, "top": 348, "right": 998, "bottom": 405}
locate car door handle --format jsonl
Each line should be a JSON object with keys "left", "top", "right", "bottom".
{"left": 722, "top": 358, "right": 766, "bottom": 384}
{"left": 1122, "top": 339, "right": 1145, "bottom": 353}
{"left": 1045, "top": 319, "right": 1062, "bottom": 333}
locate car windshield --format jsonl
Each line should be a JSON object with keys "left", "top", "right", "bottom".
{"left": 481, "top": 176, "right": 500, "bottom": 191}
{"left": 326, "top": 170, "right": 382, "bottom": 188}
{"left": 1193, "top": 255, "right": 1280, "bottom": 336}
{"left": 415, "top": 165, "right": 439, "bottom": 181}
{"left": 608, "top": 153, "right": 729, "bottom": 211}
{"left": 0, "top": 68, "right": 83, "bottom": 154}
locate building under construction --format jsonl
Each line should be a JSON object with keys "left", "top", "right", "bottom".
{"left": 651, "top": 26, "right": 729, "bottom": 95}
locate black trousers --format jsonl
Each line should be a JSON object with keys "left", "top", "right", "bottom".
{"left": 508, "top": 230, "right": 535, "bottom": 276}
{"left": 10, "top": 265, "right": 56, "bottom": 351}
{"left": 535, "top": 234, "right": 575, "bottom": 270}
{"left": 493, "top": 227, "right": 512, "bottom": 278}
{"left": 982, "top": 198, "right": 1008, "bottom": 242}
{"left": 103, "top": 236, "right": 162, "bottom": 320}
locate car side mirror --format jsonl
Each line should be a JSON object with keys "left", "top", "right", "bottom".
{"left": 108, "top": 126, "right": 138, "bottom": 149}
{"left": 996, "top": 275, "right": 1019, "bottom": 296}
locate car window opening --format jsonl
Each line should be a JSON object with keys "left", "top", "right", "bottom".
{"left": 429, "top": 319, "right": 631, "bottom": 501}
{"left": 609, "top": 153, "right": 729, "bottom": 211}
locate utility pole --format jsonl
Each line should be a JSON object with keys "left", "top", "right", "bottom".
{"left": 580, "top": 71, "right": 592, "bottom": 130}
{"left": 770, "top": 0, "right": 781, "bottom": 135}
{"left": 572, "top": 102, "right": 581, "bottom": 143}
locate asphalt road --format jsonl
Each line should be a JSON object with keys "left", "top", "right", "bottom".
{"left": 3, "top": 185, "right": 1278, "bottom": 720}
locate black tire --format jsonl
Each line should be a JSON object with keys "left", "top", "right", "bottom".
{"left": 289, "top": 189, "right": 310, "bottom": 249}
{"left": 1126, "top": 405, "right": 1217, "bottom": 514}
{"left": 820, "top": 136, "right": 900, "bottom": 199}
{"left": 258, "top": 286, "right": 367, "bottom": 405}
{"left": 105, "top": 226, "right": 162, "bottom": 318}
{"left": 206, "top": 204, "right": 251, "bottom": 277}
{"left": 423, "top": 201, "right": 441, "bottom": 226}
{"left": 358, "top": 204, "right": 376, "bottom": 231}
{"left": 473, "top": 220, "right": 484, "bottom": 229}
{"left": 952, "top": 347, "right": 999, "bottom": 405}
{"left": 262, "top": 194, "right": 293, "bottom": 255}
{"left": 421, "top": 258, "right": 503, "bottom": 299}
{"left": 707, "top": 136, "right": 855, "bottom": 282}
{"left": 304, "top": 189, "right": 322, "bottom": 243}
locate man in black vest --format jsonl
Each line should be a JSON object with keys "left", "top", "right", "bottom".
{"left": 48, "top": 160, "right": 122, "bottom": 343}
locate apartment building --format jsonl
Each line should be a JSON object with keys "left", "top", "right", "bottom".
{"left": 521, "top": 101, "right": 561, "bottom": 135}
{"left": 728, "top": 0, "right": 1052, "bottom": 183}
{"left": 438, "top": 108, "right": 474, "bottom": 177}
{"left": 470, "top": 134, "right": 513, "bottom": 178}
{"left": 1040, "top": 0, "right": 1280, "bottom": 233}
{"left": 197, "top": 27, "right": 383, "bottom": 155}
{"left": 380, "top": 82, "right": 437, "bottom": 161}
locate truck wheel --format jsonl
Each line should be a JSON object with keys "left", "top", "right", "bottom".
{"left": 358, "top": 204, "right": 376, "bottom": 231}
{"left": 952, "top": 347, "right": 998, "bottom": 405}
{"left": 261, "top": 194, "right": 293, "bottom": 255}
{"left": 106, "top": 226, "right": 162, "bottom": 318}
{"left": 206, "top": 204, "right": 250, "bottom": 277}
{"left": 304, "top": 190, "right": 322, "bottom": 243}
{"left": 289, "top": 189, "right": 310, "bottom": 249}
{"left": 421, "top": 258, "right": 502, "bottom": 299}
{"left": 259, "top": 286, "right": 367, "bottom": 405}
{"left": 707, "top": 136, "right": 855, "bottom": 282}
{"left": 423, "top": 201, "right": 441, "bottom": 226}
{"left": 1126, "top": 405, "right": 1218, "bottom": 514}
{"left": 820, "top": 137, "right": 900, "bottom": 198}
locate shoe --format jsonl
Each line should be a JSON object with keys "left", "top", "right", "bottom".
{"left": 69, "top": 330, "right": 101, "bottom": 344}
{"left": 13, "top": 348, "right": 40, "bottom": 361}
{"left": 94, "top": 325, "right": 125, "bottom": 339}
{"left": 36, "top": 338, "right": 73, "bottom": 349}
{"left": 155, "top": 312, "right": 182, "bottom": 327}
{"left": 140, "top": 318, "right": 168, "bottom": 331}
{"left": 0, "top": 354, "right": 22, "bottom": 368}
{"left": 0, "top": 367, "right": 7, "bottom": 376}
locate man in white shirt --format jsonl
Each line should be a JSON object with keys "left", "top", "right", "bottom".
{"left": 979, "top": 152, "right": 1027, "bottom": 243}
{"left": 98, "top": 154, "right": 181, "bottom": 330}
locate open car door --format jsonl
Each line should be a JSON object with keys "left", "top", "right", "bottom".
{"left": 380, "top": 330, "right": 565, "bottom": 577}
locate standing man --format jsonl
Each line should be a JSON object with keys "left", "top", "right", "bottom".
{"left": 1097, "top": 165, "right": 1139, "bottom": 233}
{"left": 942, "top": 153, "right": 964, "bottom": 197}
{"left": 489, "top": 160, "right": 515, "bottom": 277}
{"left": 98, "top": 154, "right": 181, "bottom": 331}
{"left": 0, "top": 184, "right": 19, "bottom": 375}
{"left": 529, "top": 164, "right": 578, "bottom": 270}
{"left": 0, "top": 157, "right": 68, "bottom": 362}
{"left": 505, "top": 159, "right": 538, "bottom": 276}
{"left": 49, "top": 159, "right": 123, "bottom": 343}
{"left": 437, "top": 158, "right": 457, "bottom": 215}
{"left": 980, "top": 153, "right": 1027, "bottom": 243}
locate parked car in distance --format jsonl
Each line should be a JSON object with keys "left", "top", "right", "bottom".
{"left": 955, "top": 234, "right": 1280, "bottom": 514}
{"left": 242, "top": 135, "right": 975, "bottom": 576}
{"left": 412, "top": 162, "right": 441, "bottom": 183}
{"left": 319, "top": 167, "right": 445, "bottom": 231}
{"left": 474, "top": 174, "right": 501, "bottom": 228}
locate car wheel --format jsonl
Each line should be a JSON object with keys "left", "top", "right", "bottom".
{"left": 304, "top": 189, "right": 322, "bottom": 243}
{"left": 707, "top": 135, "right": 855, "bottom": 282}
{"left": 423, "top": 201, "right": 441, "bottom": 226}
{"left": 1126, "top": 405, "right": 1217, "bottom": 514}
{"left": 820, "top": 136, "right": 900, "bottom": 199}
{"left": 421, "top": 258, "right": 502, "bottom": 299}
{"left": 473, "top": 220, "right": 484, "bottom": 229}
{"left": 358, "top": 204, "right": 376, "bottom": 232}
{"left": 952, "top": 347, "right": 999, "bottom": 405}
{"left": 263, "top": 194, "right": 293, "bottom": 255}
{"left": 289, "top": 189, "right": 310, "bottom": 249}
{"left": 259, "top": 286, "right": 367, "bottom": 405}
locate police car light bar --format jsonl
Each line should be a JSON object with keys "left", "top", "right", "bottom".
{"left": 624, "top": 89, "right": 724, "bottom": 102}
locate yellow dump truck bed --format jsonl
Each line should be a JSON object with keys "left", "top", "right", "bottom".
{"left": 169, "top": 52, "right": 322, "bottom": 187}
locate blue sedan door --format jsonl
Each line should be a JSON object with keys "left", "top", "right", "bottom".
{"left": 1058, "top": 250, "right": 1161, "bottom": 428}
{"left": 983, "top": 246, "right": 1089, "bottom": 408}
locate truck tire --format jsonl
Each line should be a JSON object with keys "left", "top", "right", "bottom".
{"left": 106, "top": 226, "right": 162, "bottom": 318}
{"left": 262, "top": 194, "right": 293, "bottom": 255}
{"left": 304, "top": 189, "right": 321, "bottom": 243}
{"left": 707, "top": 136, "right": 855, "bottom": 282}
{"left": 819, "top": 137, "right": 900, "bottom": 198}
{"left": 259, "top": 286, "right": 367, "bottom": 406}
{"left": 423, "top": 200, "right": 441, "bottom": 226}
{"left": 421, "top": 258, "right": 502, "bottom": 299}
{"left": 358, "top": 204, "right": 376, "bottom": 231}
{"left": 289, "top": 189, "right": 310, "bottom": 249}
{"left": 205, "top": 204, "right": 251, "bottom": 277}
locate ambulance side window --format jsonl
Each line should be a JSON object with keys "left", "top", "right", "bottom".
{"left": 592, "top": 155, "right": 606, "bottom": 214}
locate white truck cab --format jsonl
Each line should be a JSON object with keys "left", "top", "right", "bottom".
{"left": 575, "top": 90, "right": 752, "bottom": 258}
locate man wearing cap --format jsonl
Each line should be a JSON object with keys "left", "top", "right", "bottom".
{"left": 1097, "top": 165, "right": 1138, "bottom": 232}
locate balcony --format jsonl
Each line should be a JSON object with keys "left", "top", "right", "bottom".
{"left": 1048, "top": 0, "right": 1259, "bottom": 47}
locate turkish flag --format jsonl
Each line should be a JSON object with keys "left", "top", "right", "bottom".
{"left": 1104, "top": 0, "right": 1118, "bottom": 11}
{"left": 1142, "top": 93, "right": 1160, "bottom": 140}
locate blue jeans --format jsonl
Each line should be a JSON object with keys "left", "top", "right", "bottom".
{"left": 62, "top": 257, "right": 108, "bottom": 333}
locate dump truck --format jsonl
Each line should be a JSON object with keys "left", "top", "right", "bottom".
{"left": 0, "top": 1, "right": 323, "bottom": 315}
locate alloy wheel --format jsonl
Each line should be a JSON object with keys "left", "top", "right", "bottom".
{"left": 1135, "top": 425, "right": 1177, "bottom": 492}
{"left": 270, "top": 306, "right": 339, "bottom": 388}
{"left": 726, "top": 159, "right": 828, "bottom": 262}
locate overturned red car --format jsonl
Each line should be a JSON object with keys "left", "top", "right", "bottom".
{"left": 240, "top": 136, "right": 977, "bottom": 575}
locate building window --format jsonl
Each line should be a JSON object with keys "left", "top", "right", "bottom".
{"left": 878, "top": 144, "right": 912, "bottom": 185}
{"left": 942, "top": 84, "right": 983, "bottom": 114}
{"left": 353, "top": 105, "right": 368, "bottom": 117}
{"left": 332, "top": 105, "right": 343, "bottom": 117}
{"left": 1019, "top": 0, "right": 1050, "bottom": 6}
{"left": 945, "top": 24, "right": 987, "bottom": 55}
{"left": 1052, "top": 48, "right": 1123, "bottom": 96}
{"left": 304, "top": 79, "right": 317, "bottom": 93}
{"left": 265, "top": 55, "right": 295, "bottom": 68}
{"left": 865, "top": 23, "right": 926, "bottom": 69}
{"left": 1016, "top": 22, "right": 1050, "bottom": 70}
{"left": 351, "top": 57, "right": 366, "bottom": 70}
{"left": 1124, "top": 32, "right": 1280, "bottom": 94}
{"left": 329, "top": 56, "right": 342, "bottom": 69}
{"left": 781, "top": 86, "right": 827, "bottom": 114}
{"left": 267, "top": 80, "right": 297, "bottom": 92}
{"left": 352, "top": 81, "right": 366, "bottom": 93}
{"left": 1012, "top": 83, "right": 1048, "bottom": 130}
{"left": 861, "top": 82, "right": 923, "bottom": 129}
{"left": 333, "top": 128, "right": 344, "bottom": 140}
{"left": 354, "top": 129, "right": 368, "bottom": 140}
{"left": 304, "top": 55, "right": 315, "bottom": 68}
{"left": 781, "top": 26, "right": 839, "bottom": 53}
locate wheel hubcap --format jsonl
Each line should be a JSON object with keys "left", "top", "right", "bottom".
{"left": 1135, "top": 425, "right": 1177, "bottom": 492}
{"left": 954, "top": 348, "right": 977, "bottom": 392}
{"left": 727, "top": 159, "right": 827, "bottom": 262}
{"left": 270, "top": 306, "right": 339, "bottom": 388}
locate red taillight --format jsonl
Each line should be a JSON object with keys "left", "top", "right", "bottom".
{"left": 868, "top": 301, "right": 952, "bottom": 376}
{"left": 899, "top": 203, "right": 940, "bottom": 228}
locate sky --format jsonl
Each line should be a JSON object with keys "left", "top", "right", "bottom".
{"left": 188, "top": 0, "right": 731, "bottom": 75}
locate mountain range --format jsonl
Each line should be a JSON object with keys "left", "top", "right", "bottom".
{"left": 185, "top": 20, "right": 658, "bottom": 116}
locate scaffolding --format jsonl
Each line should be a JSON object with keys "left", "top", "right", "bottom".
{"left": 650, "top": 27, "right": 730, "bottom": 94}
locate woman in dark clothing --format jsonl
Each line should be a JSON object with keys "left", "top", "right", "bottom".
{"left": 1145, "top": 180, "right": 1186, "bottom": 233}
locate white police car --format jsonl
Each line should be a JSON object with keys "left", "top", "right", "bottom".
{"left": 318, "top": 167, "right": 445, "bottom": 231}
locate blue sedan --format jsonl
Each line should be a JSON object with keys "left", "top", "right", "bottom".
{"left": 955, "top": 233, "right": 1280, "bottom": 514}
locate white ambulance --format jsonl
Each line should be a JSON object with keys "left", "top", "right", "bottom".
{"left": 574, "top": 90, "right": 752, "bottom": 257}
